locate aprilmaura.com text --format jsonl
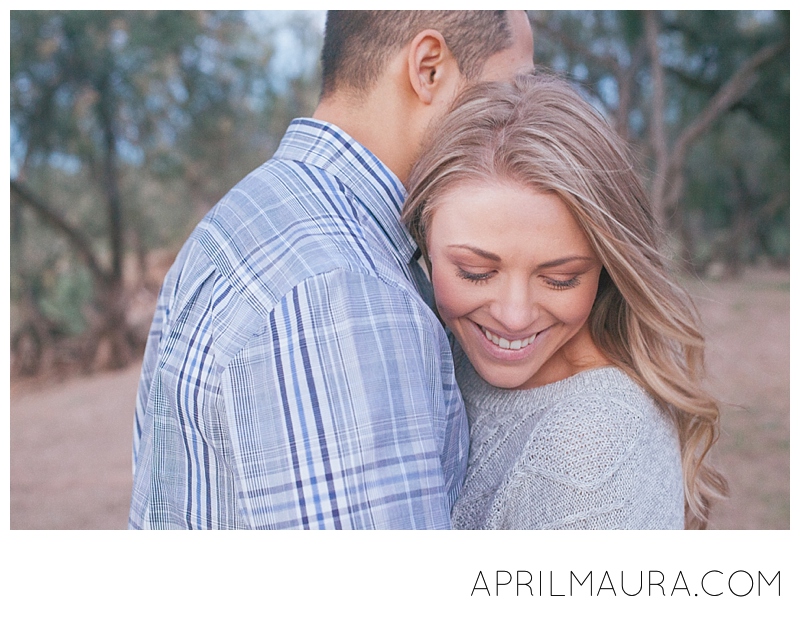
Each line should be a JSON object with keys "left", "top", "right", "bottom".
{"left": 471, "top": 570, "right": 780, "bottom": 597}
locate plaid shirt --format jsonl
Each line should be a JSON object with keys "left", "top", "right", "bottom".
{"left": 129, "top": 119, "right": 468, "bottom": 529}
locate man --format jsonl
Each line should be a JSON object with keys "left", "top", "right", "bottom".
{"left": 130, "top": 11, "right": 534, "bottom": 529}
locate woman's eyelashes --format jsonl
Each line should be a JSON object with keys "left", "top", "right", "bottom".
{"left": 457, "top": 267, "right": 494, "bottom": 283}
{"left": 456, "top": 266, "right": 583, "bottom": 290}
{"left": 543, "top": 275, "right": 581, "bottom": 290}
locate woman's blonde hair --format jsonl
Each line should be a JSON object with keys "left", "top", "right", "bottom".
{"left": 402, "top": 73, "right": 727, "bottom": 528}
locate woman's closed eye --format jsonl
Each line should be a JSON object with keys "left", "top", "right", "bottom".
{"left": 457, "top": 267, "right": 495, "bottom": 283}
{"left": 543, "top": 275, "right": 581, "bottom": 290}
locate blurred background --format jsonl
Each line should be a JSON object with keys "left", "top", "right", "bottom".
{"left": 9, "top": 10, "right": 789, "bottom": 529}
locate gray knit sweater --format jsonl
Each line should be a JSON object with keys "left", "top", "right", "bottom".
{"left": 451, "top": 349, "right": 685, "bottom": 529}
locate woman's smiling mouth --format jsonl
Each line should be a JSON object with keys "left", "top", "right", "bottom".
{"left": 480, "top": 325, "right": 538, "bottom": 350}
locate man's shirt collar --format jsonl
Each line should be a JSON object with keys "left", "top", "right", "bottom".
{"left": 274, "top": 118, "right": 417, "bottom": 264}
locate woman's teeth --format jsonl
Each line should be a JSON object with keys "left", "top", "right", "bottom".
{"left": 481, "top": 326, "right": 536, "bottom": 350}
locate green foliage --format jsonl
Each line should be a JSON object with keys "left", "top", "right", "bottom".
{"left": 11, "top": 10, "right": 788, "bottom": 350}
{"left": 10, "top": 10, "right": 323, "bottom": 345}
{"left": 530, "top": 10, "right": 789, "bottom": 270}
{"left": 38, "top": 265, "right": 94, "bottom": 336}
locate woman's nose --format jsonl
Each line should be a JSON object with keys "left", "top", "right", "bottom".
{"left": 491, "top": 279, "right": 538, "bottom": 334}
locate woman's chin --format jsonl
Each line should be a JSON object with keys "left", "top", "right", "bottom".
{"left": 471, "top": 361, "right": 536, "bottom": 391}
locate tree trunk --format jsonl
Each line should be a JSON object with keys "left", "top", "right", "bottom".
{"left": 10, "top": 179, "right": 136, "bottom": 371}
{"left": 643, "top": 10, "right": 787, "bottom": 268}
{"left": 644, "top": 11, "right": 669, "bottom": 234}
{"left": 10, "top": 180, "right": 109, "bottom": 286}
{"left": 661, "top": 39, "right": 788, "bottom": 242}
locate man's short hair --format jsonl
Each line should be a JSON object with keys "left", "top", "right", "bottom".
{"left": 321, "top": 11, "right": 515, "bottom": 98}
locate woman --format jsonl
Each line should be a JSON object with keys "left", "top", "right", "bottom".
{"left": 402, "top": 73, "right": 727, "bottom": 529}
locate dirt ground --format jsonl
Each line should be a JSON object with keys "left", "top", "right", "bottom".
{"left": 684, "top": 266, "right": 790, "bottom": 529}
{"left": 9, "top": 266, "right": 790, "bottom": 529}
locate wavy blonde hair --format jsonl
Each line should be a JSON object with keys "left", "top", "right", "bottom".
{"left": 402, "top": 73, "right": 727, "bottom": 528}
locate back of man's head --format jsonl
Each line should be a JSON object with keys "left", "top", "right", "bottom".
{"left": 321, "top": 11, "right": 514, "bottom": 99}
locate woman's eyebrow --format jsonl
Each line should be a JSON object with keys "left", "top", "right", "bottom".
{"left": 447, "top": 244, "right": 502, "bottom": 261}
{"left": 536, "top": 256, "right": 595, "bottom": 269}
{"left": 448, "top": 245, "right": 595, "bottom": 270}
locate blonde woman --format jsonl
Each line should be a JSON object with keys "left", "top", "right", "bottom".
{"left": 403, "top": 74, "right": 726, "bottom": 529}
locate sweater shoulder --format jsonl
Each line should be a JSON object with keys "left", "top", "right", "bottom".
{"left": 513, "top": 368, "right": 663, "bottom": 488}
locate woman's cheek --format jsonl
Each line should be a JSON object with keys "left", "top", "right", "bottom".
{"left": 432, "top": 270, "right": 460, "bottom": 324}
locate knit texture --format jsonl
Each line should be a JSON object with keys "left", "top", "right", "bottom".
{"left": 451, "top": 347, "right": 684, "bottom": 529}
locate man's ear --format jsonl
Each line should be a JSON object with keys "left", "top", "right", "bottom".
{"left": 407, "top": 29, "right": 459, "bottom": 105}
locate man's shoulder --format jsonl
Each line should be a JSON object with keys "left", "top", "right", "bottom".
{"left": 158, "top": 244, "right": 435, "bottom": 375}
{"left": 187, "top": 157, "right": 393, "bottom": 312}
{"left": 202, "top": 156, "right": 354, "bottom": 250}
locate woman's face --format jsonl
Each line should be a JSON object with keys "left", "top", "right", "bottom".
{"left": 427, "top": 180, "right": 607, "bottom": 390}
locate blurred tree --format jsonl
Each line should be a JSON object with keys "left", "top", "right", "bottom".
{"left": 14, "top": 10, "right": 785, "bottom": 375}
{"left": 529, "top": 10, "right": 789, "bottom": 273}
{"left": 10, "top": 10, "right": 323, "bottom": 373}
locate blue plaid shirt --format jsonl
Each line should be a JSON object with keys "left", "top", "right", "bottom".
{"left": 130, "top": 119, "right": 468, "bottom": 529}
